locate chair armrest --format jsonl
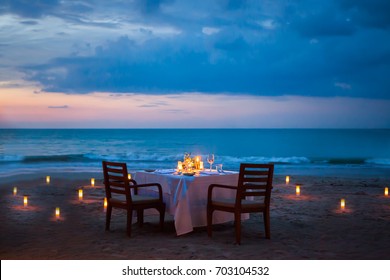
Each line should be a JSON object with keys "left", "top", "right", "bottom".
{"left": 131, "top": 183, "right": 163, "bottom": 200}
{"left": 208, "top": 184, "right": 237, "bottom": 203}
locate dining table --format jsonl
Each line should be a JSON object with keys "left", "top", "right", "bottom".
{"left": 134, "top": 169, "right": 248, "bottom": 236}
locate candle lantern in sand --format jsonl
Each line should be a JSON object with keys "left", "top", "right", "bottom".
{"left": 55, "top": 207, "right": 60, "bottom": 219}
{"left": 78, "top": 189, "right": 83, "bottom": 200}
{"left": 13, "top": 187, "right": 17, "bottom": 196}
{"left": 90, "top": 178, "right": 95, "bottom": 187}
{"left": 286, "top": 176, "right": 290, "bottom": 184}
{"left": 23, "top": 195, "right": 28, "bottom": 207}
{"left": 296, "top": 185, "right": 300, "bottom": 196}
{"left": 340, "top": 199, "right": 346, "bottom": 210}
{"left": 46, "top": 176, "right": 50, "bottom": 184}
{"left": 385, "top": 187, "right": 389, "bottom": 196}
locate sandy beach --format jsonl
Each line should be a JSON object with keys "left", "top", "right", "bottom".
{"left": 1, "top": 171, "right": 390, "bottom": 260}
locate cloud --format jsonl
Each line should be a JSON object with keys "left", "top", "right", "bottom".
{"left": 1, "top": 0, "right": 390, "bottom": 100}
{"left": 48, "top": 105, "right": 69, "bottom": 109}
{"left": 202, "top": 27, "right": 220, "bottom": 35}
{"left": 335, "top": 82, "right": 352, "bottom": 90}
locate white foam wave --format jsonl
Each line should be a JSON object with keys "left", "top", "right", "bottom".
{"left": 366, "top": 158, "right": 390, "bottom": 166}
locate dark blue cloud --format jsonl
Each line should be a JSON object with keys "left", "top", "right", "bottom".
{"left": 0, "top": 0, "right": 60, "bottom": 18}
{"left": 3, "top": 0, "right": 390, "bottom": 99}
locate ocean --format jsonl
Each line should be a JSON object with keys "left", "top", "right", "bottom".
{"left": 1, "top": 129, "right": 389, "bottom": 178}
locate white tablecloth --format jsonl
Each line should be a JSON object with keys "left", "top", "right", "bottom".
{"left": 134, "top": 170, "right": 246, "bottom": 236}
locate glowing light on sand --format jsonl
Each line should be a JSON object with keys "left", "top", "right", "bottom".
{"left": 104, "top": 197, "right": 108, "bottom": 209}
{"left": 296, "top": 185, "right": 300, "bottom": 196}
{"left": 340, "top": 199, "right": 346, "bottom": 210}
{"left": 55, "top": 207, "right": 60, "bottom": 219}
{"left": 90, "top": 178, "right": 95, "bottom": 187}
{"left": 23, "top": 196, "right": 28, "bottom": 207}
{"left": 46, "top": 176, "right": 50, "bottom": 184}
{"left": 13, "top": 187, "right": 17, "bottom": 196}
{"left": 286, "top": 176, "right": 290, "bottom": 184}
{"left": 385, "top": 187, "right": 388, "bottom": 196}
{"left": 78, "top": 189, "right": 83, "bottom": 200}
{"left": 128, "top": 173, "right": 132, "bottom": 180}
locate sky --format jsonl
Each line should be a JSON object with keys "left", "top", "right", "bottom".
{"left": 0, "top": 0, "right": 390, "bottom": 128}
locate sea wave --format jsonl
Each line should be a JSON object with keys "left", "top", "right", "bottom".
{"left": 1, "top": 153, "right": 389, "bottom": 168}
{"left": 366, "top": 158, "right": 390, "bottom": 166}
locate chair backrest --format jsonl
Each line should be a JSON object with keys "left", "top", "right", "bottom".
{"left": 102, "top": 161, "right": 132, "bottom": 203}
{"left": 236, "top": 163, "right": 274, "bottom": 205}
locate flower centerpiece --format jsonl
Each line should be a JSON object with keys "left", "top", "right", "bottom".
{"left": 177, "top": 153, "right": 201, "bottom": 172}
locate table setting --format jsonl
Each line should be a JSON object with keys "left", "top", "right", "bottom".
{"left": 133, "top": 152, "right": 245, "bottom": 236}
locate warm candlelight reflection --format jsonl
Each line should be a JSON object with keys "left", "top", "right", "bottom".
{"left": 385, "top": 187, "right": 389, "bottom": 196}
{"left": 23, "top": 196, "right": 28, "bottom": 207}
{"left": 55, "top": 207, "right": 60, "bottom": 219}
{"left": 78, "top": 189, "right": 83, "bottom": 200}
{"left": 296, "top": 185, "right": 300, "bottom": 196}
{"left": 13, "top": 187, "right": 17, "bottom": 196}
{"left": 286, "top": 176, "right": 290, "bottom": 184}
{"left": 90, "top": 178, "right": 95, "bottom": 187}
{"left": 46, "top": 176, "right": 50, "bottom": 184}
{"left": 340, "top": 199, "right": 346, "bottom": 210}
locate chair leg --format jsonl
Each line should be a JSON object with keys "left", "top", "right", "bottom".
{"left": 207, "top": 206, "right": 213, "bottom": 237}
{"left": 137, "top": 209, "right": 144, "bottom": 227}
{"left": 126, "top": 210, "right": 133, "bottom": 237}
{"left": 159, "top": 204, "right": 165, "bottom": 231}
{"left": 105, "top": 206, "right": 112, "bottom": 231}
{"left": 263, "top": 210, "right": 271, "bottom": 239}
{"left": 235, "top": 212, "right": 241, "bottom": 245}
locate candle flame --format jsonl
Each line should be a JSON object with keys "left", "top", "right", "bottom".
{"left": 385, "top": 187, "right": 389, "bottom": 196}
{"left": 90, "top": 178, "right": 95, "bottom": 187}
{"left": 46, "top": 176, "right": 50, "bottom": 184}
{"left": 340, "top": 199, "right": 346, "bottom": 210}
{"left": 128, "top": 173, "right": 132, "bottom": 180}
{"left": 13, "top": 187, "right": 17, "bottom": 196}
{"left": 78, "top": 189, "right": 83, "bottom": 200}
{"left": 55, "top": 207, "right": 60, "bottom": 219}
{"left": 104, "top": 197, "right": 108, "bottom": 208}
{"left": 296, "top": 185, "right": 300, "bottom": 196}
{"left": 286, "top": 176, "right": 290, "bottom": 184}
{"left": 23, "top": 196, "right": 28, "bottom": 207}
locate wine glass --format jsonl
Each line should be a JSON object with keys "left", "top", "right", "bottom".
{"left": 207, "top": 154, "right": 214, "bottom": 171}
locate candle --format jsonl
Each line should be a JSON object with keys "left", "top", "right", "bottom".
{"left": 385, "top": 187, "right": 389, "bottom": 196}
{"left": 55, "top": 207, "right": 60, "bottom": 219}
{"left": 78, "top": 189, "right": 83, "bottom": 200}
{"left": 199, "top": 161, "right": 204, "bottom": 170}
{"left": 46, "top": 176, "right": 50, "bottom": 184}
{"left": 23, "top": 195, "right": 28, "bottom": 207}
{"left": 286, "top": 176, "right": 290, "bottom": 184}
{"left": 196, "top": 156, "right": 200, "bottom": 169}
{"left": 90, "top": 178, "right": 95, "bottom": 187}
{"left": 128, "top": 173, "right": 132, "bottom": 180}
{"left": 296, "top": 185, "right": 300, "bottom": 196}
{"left": 13, "top": 187, "right": 17, "bottom": 196}
{"left": 104, "top": 197, "right": 108, "bottom": 208}
{"left": 340, "top": 199, "right": 346, "bottom": 210}
{"left": 177, "top": 161, "right": 183, "bottom": 171}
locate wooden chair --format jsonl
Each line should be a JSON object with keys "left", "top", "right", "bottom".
{"left": 102, "top": 161, "right": 166, "bottom": 237}
{"left": 207, "top": 163, "right": 274, "bottom": 244}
